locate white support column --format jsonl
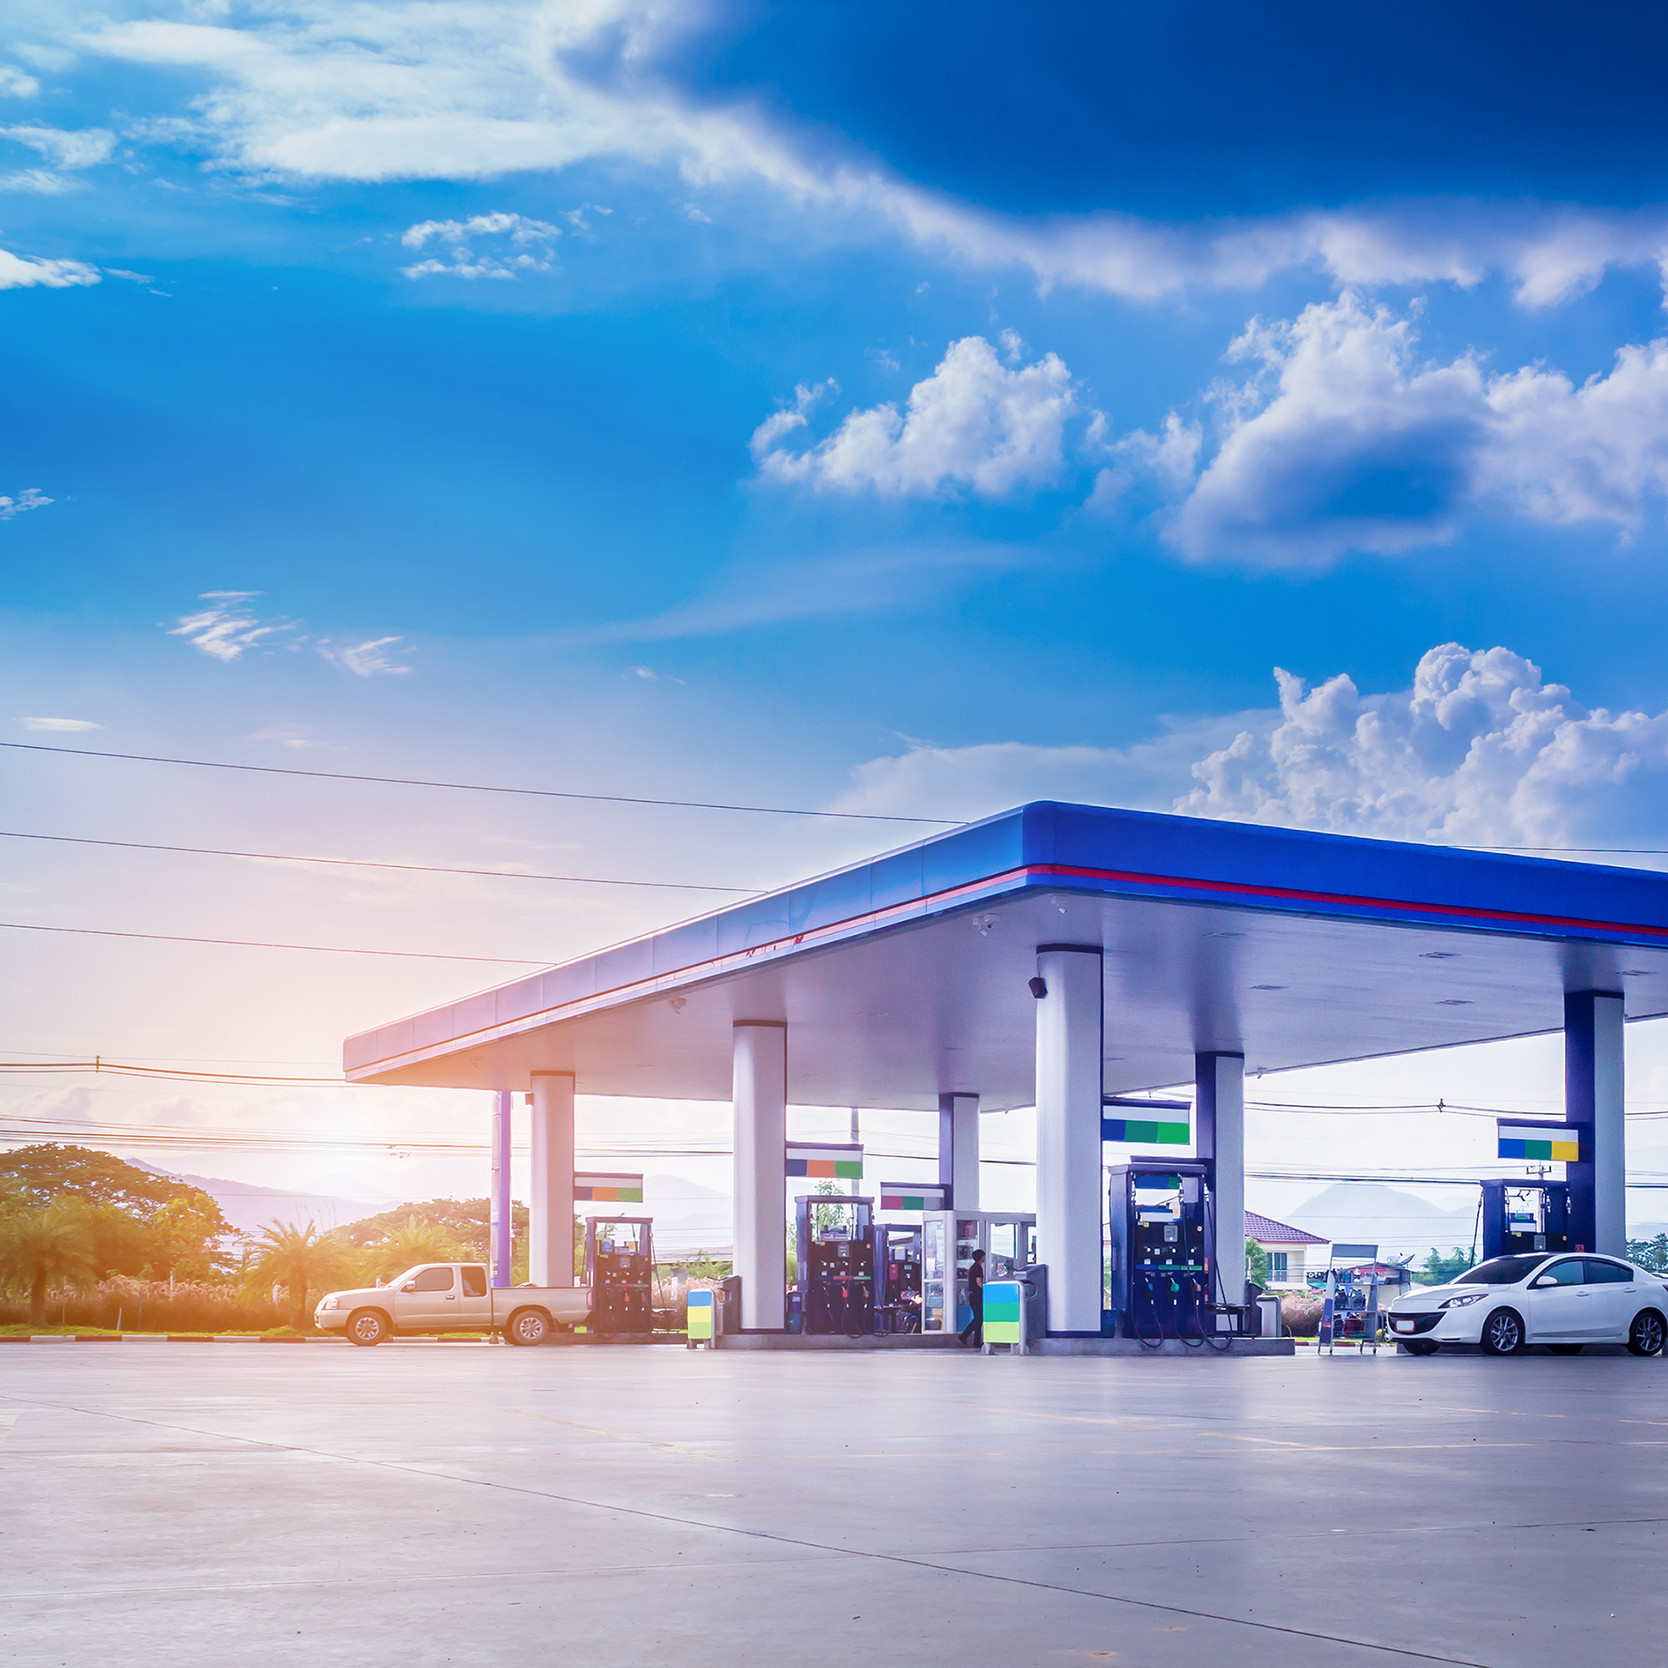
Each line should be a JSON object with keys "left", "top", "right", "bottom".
{"left": 1035, "top": 945, "right": 1103, "bottom": 1336}
{"left": 733, "top": 1022, "right": 787, "bottom": 1331}
{"left": 1196, "top": 1052, "right": 1245, "bottom": 1321}
{"left": 528, "top": 1072, "right": 575, "bottom": 1288}
{"left": 1567, "top": 990, "right": 1626, "bottom": 1256}
{"left": 938, "top": 1092, "right": 980, "bottom": 1211}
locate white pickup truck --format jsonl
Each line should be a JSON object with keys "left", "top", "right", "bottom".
{"left": 313, "top": 1262, "right": 591, "bottom": 1346}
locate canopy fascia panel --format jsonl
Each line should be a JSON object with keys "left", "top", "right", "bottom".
{"left": 343, "top": 802, "right": 1668, "bottom": 1107}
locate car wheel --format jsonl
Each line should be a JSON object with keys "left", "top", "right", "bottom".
{"left": 1627, "top": 1309, "right": 1667, "bottom": 1357}
{"left": 504, "top": 1308, "right": 549, "bottom": 1347}
{"left": 1480, "top": 1307, "right": 1526, "bottom": 1355}
{"left": 346, "top": 1309, "right": 387, "bottom": 1347}
{"left": 1401, "top": 1340, "right": 1439, "bottom": 1356}
{"left": 1548, "top": 1343, "right": 1584, "bottom": 1356}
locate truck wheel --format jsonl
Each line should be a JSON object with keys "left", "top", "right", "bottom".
{"left": 346, "top": 1309, "right": 388, "bottom": 1347}
{"left": 504, "top": 1309, "right": 550, "bottom": 1347}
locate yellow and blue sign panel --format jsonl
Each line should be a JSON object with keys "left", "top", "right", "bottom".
{"left": 687, "top": 1289, "right": 716, "bottom": 1341}
{"left": 1497, "top": 1124, "right": 1583, "bottom": 1163}
{"left": 983, "top": 1281, "right": 1024, "bottom": 1346}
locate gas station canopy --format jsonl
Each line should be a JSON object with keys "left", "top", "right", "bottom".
{"left": 344, "top": 801, "right": 1668, "bottom": 1105}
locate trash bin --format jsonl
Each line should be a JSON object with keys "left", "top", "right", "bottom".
{"left": 686, "top": 1288, "right": 718, "bottom": 1349}
{"left": 1256, "top": 1293, "right": 1283, "bottom": 1338}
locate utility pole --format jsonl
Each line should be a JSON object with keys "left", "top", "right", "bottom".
{"left": 850, "top": 1107, "right": 860, "bottom": 1196}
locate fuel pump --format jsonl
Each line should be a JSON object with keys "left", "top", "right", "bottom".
{"left": 875, "top": 1224, "right": 922, "bottom": 1333}
{"left": 1107, "top": 1162, "right": 1213, "bottom": 1344}
{"left": 584, "top": 1215, "right": 655, "bottom": 1334}
{"left": 1480, "top": 1180, "right": 1572, "bottom": 1259}
{"left": 795, "top": 1195, "right": 876, "bottom": 1335}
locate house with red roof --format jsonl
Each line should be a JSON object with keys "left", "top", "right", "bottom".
{"left": 1246, "top": 1210, "right": 1328, "bottom": 1288}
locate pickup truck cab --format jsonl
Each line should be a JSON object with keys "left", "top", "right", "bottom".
{"left": 313, "top": 1263, "right": 591, "bottom": 1346}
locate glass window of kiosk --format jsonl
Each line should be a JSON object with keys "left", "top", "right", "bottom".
{"left": 923, "top": 1216, "right": 948, "bottom": 1331}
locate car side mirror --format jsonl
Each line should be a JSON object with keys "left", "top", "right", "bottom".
{"left": 1530, "top": 1276, "right": 1554, "bottom": 1288}
{"left": 400, "top": 1282, "right": 417, "bottom": 1293}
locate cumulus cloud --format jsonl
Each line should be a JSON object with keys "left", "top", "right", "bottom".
{"left": 1158, "top": 294, "right": 1668, "bottom": 565}
{"left": 1178, "top": 643, "right": 1668, "bottom": 846}
{"left": 18, "top": 716, "right": 101, "bottom": 732}
{"left": 832, "top": 642, "right": 1668, "bottom": 849}
{"left": 167, "top": 592, "right": 296, "bottom": 662}
{"left": 399, "top": 210, "right": 559, "bottom": 279}
{"left": 755, "top": 336, "right": 1082, "bottom": 500}
{"left": 317, "top": 635, "right": 413, "bottom": 676}
{"left": 0, "top": 487, "right": 51, "bottom": 520}
{"left": 0, "top": 247, "right": 97, "bottom": 289}
{"left": 74, "top": 3, "right": 1668, "bottom": 308}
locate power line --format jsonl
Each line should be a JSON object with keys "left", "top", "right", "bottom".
{"left": 0, "top": 921, "right": 545, "bottom": 966}
{"left": 0, "top": 829, "right": 760, "bottom": 894}
{"left": 0, "top": 741, "right": 955, "bottom": 825}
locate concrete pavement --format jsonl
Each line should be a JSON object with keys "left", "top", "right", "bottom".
{"left": 2, "top": 1344, "right": 1665, "bottom": 1665}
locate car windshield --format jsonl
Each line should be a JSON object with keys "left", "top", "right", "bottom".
{"left": 1452, "top": 1254, "right": 1548, "bottom": 1286}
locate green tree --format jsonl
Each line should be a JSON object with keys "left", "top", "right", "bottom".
{"left": 1416, "top": 1246, "right": 1476, "bottom": 1286}
{"left": 0, "top": 1144, "right": 232, "bottom": 1276}
{"left": 1245, "top": 1239, "right": 1271, "bottom": 1286}
{"left": 242, "top": 1221, "right": 351, "bottom": 1330}
{"left": 361, "top": 1215, "right": 468, "bottom": 1284}
{"left": 0, "top": 1201, "right": 98, "bottom": 1326}
{"left": 1627, "top": 1234, "right": 1668, "bottom": 1274}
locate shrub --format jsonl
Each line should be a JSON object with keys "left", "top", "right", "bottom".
{"left": 0, "top": 1276, "right": 285, "bottom": 1332}
{"left": 1281, "top": 1294, "right": 1324, "bottom": 1337}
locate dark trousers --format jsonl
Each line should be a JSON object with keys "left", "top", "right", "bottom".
{"left": 960, "top": 1288, "right": 984, "bottom": 1346}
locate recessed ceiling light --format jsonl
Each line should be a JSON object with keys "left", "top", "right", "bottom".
{"left": 1421, "top": 951, "right": 1459, "bottom": 960}
{"left": 1251, "top": 983, "right": 1286, "bottom": 991}
{"left": 1621, "top": 969, "right": 1656, "bottom": 977}
{"left": 1437, "top": 998, "right": 1472, "bottom": 1006}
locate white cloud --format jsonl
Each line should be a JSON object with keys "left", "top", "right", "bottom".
{"left": 0, "top": 247, "right": 97, "bottom": 289}
{"left": 167, "top": 592, "right": 295, "bottom": 662}
{"left": 829, "top": 715, "right": 1267, "bottom": 824}
{"left": 1178, "top": 643, "right": 1668, "bottom": 846}
{"left": 317, "top": 635, "right": 413, "bottom": 676}
{"left": 75, "top": 3, "right": 1668, "bottom": 309}
{"left": 755, "top": 336, "right": 1081, "bottom": 500}
{"left": 1158, "top": 294, "right": 1668, "bottom": 565}
{"left": 0, "top": 124, "right": 114, "bottom": 168}
{"left": 0, "top": 487, "right": 51, "bottom": 519}
{"left": 0, "top": 65, "right": 39, "bottom": 98}
{"left": 0, "top": 123, "right": 115, "bottom": 192}
{"left": 834, "top": 642, "right": 1668, "bottom": 849}
{"left": 399, "top": 209, "right": 559, "bottom": 279}
{"left": 18, "top": 716, "right": 101, "bottom": 732}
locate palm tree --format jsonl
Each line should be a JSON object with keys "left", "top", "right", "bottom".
{"left": 0, "top": 1201, "right": 97, "bottom": 1326}
{"left": 364, "top": 1215, "right": 465, "bottom": 1284}
{"left": 242, "top": 1221, "right": 350, "bottom": 1331}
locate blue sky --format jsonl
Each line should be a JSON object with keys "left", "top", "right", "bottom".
{"left": 8, "top": 1, "right": 1668, "bottom": 1232}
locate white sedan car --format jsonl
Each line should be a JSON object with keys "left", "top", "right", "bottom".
{"left": 1386, "top": 1252, "right": 1668, "bottom": 1356}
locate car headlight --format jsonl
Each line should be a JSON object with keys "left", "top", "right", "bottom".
{"left": 317, "top": 1296, "right": 340, "bottom": 1311}
{"left": 1439, "top": 1292, "right": 1486, "bottom": 1309}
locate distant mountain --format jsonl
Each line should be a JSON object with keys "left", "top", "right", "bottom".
{"left": 130, "top": 1160, "right": 388, "bottom": 1237}
{"left": 1286, "top": 1183, "right": 1480, "bottom": 1263}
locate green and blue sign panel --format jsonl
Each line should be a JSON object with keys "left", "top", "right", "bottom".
{"left": 983, "top": 1280, "right": 1025, "bottom": 1347}
{"left": 1101, "top": 1116, "right": 1190, "bottom": 1145}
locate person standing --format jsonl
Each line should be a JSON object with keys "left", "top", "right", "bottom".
{"left": 959, "top": 1249, "right": 986, "bottom": 1347}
